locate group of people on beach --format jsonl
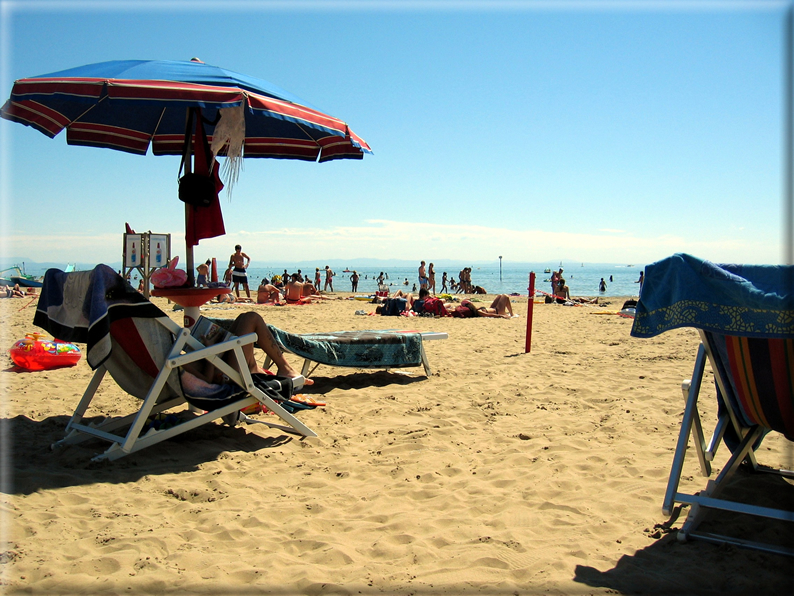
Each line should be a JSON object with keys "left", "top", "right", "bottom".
{"left": 417, "top": 261, "right": 487, "bottom": 296}
{"left": 1, "top": 283, "right": 34, "bottom": 298}
{"left": 548, "top": 268, "right": 598, "bottom": 304}
{"left": 381, "top": 287, "right": 516, "bottom": 319}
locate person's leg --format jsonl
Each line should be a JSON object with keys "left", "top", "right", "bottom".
{"left": 490, "top": 294, "right": 513, "bottom": 316}
{"left": 244, "top": 282, "right": 251, "bottom": 299}
{"left": 227, "top": 312, "right": 309, "bottom": 382}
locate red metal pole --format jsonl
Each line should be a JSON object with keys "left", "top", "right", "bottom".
{"left": 526, "top": 272, "right": 535, "bottom": 353}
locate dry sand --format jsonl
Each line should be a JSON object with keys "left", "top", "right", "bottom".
{"left": 1, "top": 292, "right": 792, "bottom": 595}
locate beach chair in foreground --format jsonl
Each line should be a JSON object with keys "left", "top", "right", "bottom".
{"left": 35, "top": 265, "right": 316, "bottom": 462}
{"left": 631, "top": 253, "right": 794, "bottom": 555}
{"left": 263, "top": 326, "right": 448, "bottom": 377}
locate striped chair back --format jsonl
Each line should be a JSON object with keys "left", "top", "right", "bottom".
{"left": 706, "top": 332, "right": 794, "bottom": 441}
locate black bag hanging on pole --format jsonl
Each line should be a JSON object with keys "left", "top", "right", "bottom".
{"left": 178, "top": 109, "right": 216, "bottom": 208}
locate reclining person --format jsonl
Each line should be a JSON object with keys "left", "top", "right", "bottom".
{"left": 182, "top": 311, "right": 312, "bottom": 386}
{"left": 453, "top": 295, "right": 515, "bottom": 318}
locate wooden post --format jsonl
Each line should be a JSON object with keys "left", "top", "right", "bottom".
{"left": 525, "top": 272, "right": 535, "bottom": 353}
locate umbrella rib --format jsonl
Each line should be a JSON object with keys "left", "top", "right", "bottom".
{"left": 293, "top": 121, "right": 323, "bottom": 161}
{"left": 149, "top": 107, "right": 167, "bottom": 147}
{"left": 68, "top": 94, "right": 107, "bottom": 129}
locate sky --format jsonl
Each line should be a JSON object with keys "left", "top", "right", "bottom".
{"left": 0, "top": 0, "right": 790, "bottom": 269}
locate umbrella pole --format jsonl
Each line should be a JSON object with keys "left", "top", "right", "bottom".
{"left": 185, "top": 204, "right": 195, "bottom": 287}
{"left": 184, "top": 110, "right": 195, "bottom": 287}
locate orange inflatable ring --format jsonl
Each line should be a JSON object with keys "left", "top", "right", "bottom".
{"left": 9, "top": 333, "right": 81, "bottom": 371}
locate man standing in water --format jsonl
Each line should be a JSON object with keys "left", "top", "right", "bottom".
{"left": 418, "top": 261, "right": 428, "bottom": 290}
{"left": 228, "top": 244, "right": 252, "bottom": 300}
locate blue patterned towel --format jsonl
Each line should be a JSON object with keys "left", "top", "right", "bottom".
{"left": 630, "top": 253, "right": 794, "bottom": 339}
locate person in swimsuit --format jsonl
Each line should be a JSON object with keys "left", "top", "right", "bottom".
{"left": 196, "top": 260, "right": 210, "bottom": 287}
{"left": 418, "top": 261, "right": 428, "bottom": 290}
{"left": 324, "top": 266, "right": 335, "bottom": 292}
{"left": 428, "top": 263, "right": 436, "bottom": 294}
{"left": 285, "top": 274, "right": 330, "bottom": 303}
{"left": 257, "top": 280, "right": 284, "bottom": 305}
{"left": 475, "top": 294, "right": 514, "bottom": 318}
{"left": 228, "top": 245, "right": 251, "bottom": 300}
{"left": 182, "top": 311, "right": 311, "bottom": 385}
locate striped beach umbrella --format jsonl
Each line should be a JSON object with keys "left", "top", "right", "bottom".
{"left": 1, "top": 58, "right": 371, "bottom": 282}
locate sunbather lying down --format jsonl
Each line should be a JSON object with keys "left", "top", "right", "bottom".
{"left": 182, "top": 312, "right": 313, "bottom": 385}
{"left": 454, "top": 294, "right": 515, "bottom": 318}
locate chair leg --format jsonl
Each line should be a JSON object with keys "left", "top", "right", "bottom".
{"left": 664, "top": 344, "right": 709, "bottom": 516}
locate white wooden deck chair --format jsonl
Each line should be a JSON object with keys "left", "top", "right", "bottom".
{"left": 263, "top": 326, "right": 448, "bottom": 377}
{"left": 631, "top": 253, "right": 794, "bottom": 556}
{"left": 665, "top": 330, "right": 794, "bottom": 555}
{"left": 34, "top": 265, "right": 316, "bottom": 462}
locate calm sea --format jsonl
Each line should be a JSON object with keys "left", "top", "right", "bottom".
{"left": 237, "top": 263, "right": 645, "bottom": 298}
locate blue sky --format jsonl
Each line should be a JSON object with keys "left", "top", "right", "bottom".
{"left": 0, "top": 0, "right": 789, "bottom": 268}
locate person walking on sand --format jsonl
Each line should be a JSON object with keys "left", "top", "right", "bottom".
{"left": 428, "top": 262, "right": 436, "bottom": 294}
{"left": 324, "top": 265, "right": 335, "bottom": 292}
{"left": 228, "top": 245, "right": 251, "bottom": 299}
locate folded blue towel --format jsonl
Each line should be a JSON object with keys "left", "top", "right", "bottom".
{"left": 631, "top": 253, "right": 794, "bottom": 339}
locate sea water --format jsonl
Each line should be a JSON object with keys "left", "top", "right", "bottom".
{"left": 239, "top": 263, "right": 645, "bottom": 298}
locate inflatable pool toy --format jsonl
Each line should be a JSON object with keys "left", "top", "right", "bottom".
{"left": 354, "top": 295, "right": 375, "bottom": 301}
{"left": 9, "top": 333, "right": 81, "bottom": 370}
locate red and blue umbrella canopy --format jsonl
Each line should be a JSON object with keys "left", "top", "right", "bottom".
{"left": 1, "top": 59, "right": 371, "bottom": 162}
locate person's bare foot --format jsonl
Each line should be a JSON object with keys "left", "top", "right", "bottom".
{"left": 277, "top": 364, "right": 314, "bottom": 385}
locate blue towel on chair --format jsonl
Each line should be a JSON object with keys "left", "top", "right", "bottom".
{"left": 33, "top": 264, "right": 164, "bottom": 368}
{"left": 631, "top": 253, "right": 794, "bottom": 339}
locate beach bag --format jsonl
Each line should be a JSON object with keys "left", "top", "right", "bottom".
{"left": 422, "top": 297, "right": 449, "bottom": 317}
{"left": 178, "top": 108, "right": 218, "bottom": 208}
{"left": 178, "top": 173, "right": 216, "bottom": 207}
{"left": 382, "top": 298, "right": 406, "bottom": 316}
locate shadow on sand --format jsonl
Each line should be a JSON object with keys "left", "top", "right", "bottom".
{"left": 573, "top": 467, "right": 793, "bottom": 594}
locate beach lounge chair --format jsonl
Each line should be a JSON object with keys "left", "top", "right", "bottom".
{"left": 35, "top": 265, "right": 316, "bottom": 462}
{"left": 263, "top": 326, "right": 448, "bottom": 377}
{"left": 631, "top": 253, "right": 794, "bottom": 555}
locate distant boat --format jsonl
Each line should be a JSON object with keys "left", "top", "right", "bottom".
{"left": 543, "top": 268, "right": 551, "bottom": 273}
{"left": 627, "top": 264, "right": 634, "bottom": 267}
{"left": 1, "top": 264, "right": 43, "bottom": 287}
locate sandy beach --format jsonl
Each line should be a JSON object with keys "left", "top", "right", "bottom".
{"left": 1, "top": 291, "right": 791, "bottom": 595}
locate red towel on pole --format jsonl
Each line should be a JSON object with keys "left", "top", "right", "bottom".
{"left": 186, "top": 110, "right": 225, "bottom": 246}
